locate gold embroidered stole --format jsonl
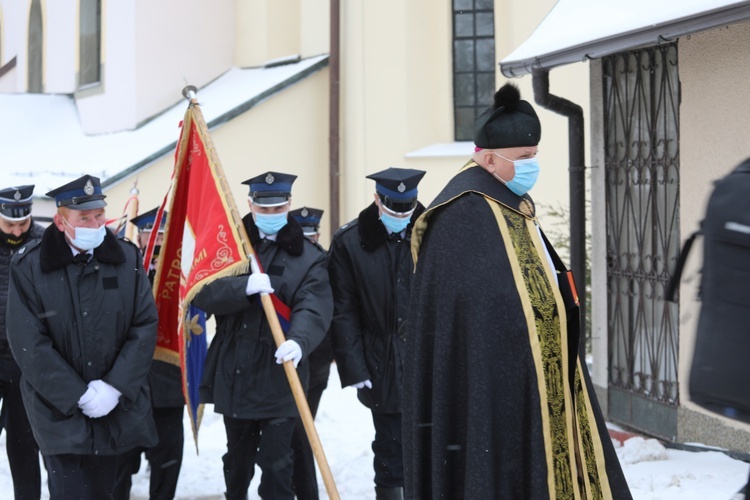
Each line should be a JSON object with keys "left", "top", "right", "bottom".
{"left": 487, "top": 199, "right": 613, "bottom": 500}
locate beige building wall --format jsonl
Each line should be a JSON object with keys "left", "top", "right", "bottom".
{"left": 235, "top": 0, "right": 328, "bottom": 67}
{"left": 133, "top": 0, "right": 235, "bottom": 126}
{"left": 496, "top": 0, "right": 590, "bottom": 230}
{"left": 588, "top": 59, "right": 607, "bottom": 390}
{"left": 589, "top": 21, "right": 750, "bottom": 445}
{"left": 300, "top": 0, "right": 329, "bottom": 59}
{"left": 339, "top": 0, "right": 586, "bottom": 226}
{"left": 75, "top": 0, "right": 235, "bottom": 134}
{"left": 0, "top": 0, "right": 23, "bottom": 93}
{"left": 0, "top": 0, "right": 78, "bottom": 93}
{"left": 677, "top": 21, "right": 750, "bottom": 429}
{"left": 104, "top": 0, "right": 587, "bottom": 250}
{"left": 104, "top": 67, "right": 331, "bottom": 244}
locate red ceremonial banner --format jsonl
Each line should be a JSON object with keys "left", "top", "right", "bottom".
{"left": 151, "top": 102, "right": 249, "bottom": 441}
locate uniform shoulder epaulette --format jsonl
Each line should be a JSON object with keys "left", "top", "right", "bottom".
{"left": 302, "top": 238, "right": 328, "bottom": 254}
{"left": 332, "top": 219, "right": 358, "bottom": 240}
{"left": 117, "top": 236, "right": 144, "bottom": 262}
{"left": 118, "top": 236, "right": 140, "bottom": 249}
{"left": 11, "top": 239, "right": 41, "bottom": 263}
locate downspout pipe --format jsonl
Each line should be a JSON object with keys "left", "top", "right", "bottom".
{"left": 531, "top": 68, "right": 587, "bottom": 356}
{"left": 329, "top": 0, "right": 341, "bottom": 232}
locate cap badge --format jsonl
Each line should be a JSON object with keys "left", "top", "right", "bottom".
{"left": 265, "top": 173, "right": 275, "bottom": 185}
{"left": 397, "top": 182, "right": 406, "bottom": 193}
{"left": 13, "top": 190, "right": 21, "bottom": 201}
{"left": 301, "top": 208, "right": 309, "bottom": 217}
{"left": 83, "top": 179, "right": 95, "bottom": 195}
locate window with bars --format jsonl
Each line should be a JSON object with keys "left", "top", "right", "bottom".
{"left": 79, "top": 0, "right": 101, "bottom": 87}
{"left": 604, "top": 43, "right": 681, "bottom": 413}
{"left": 452, "top": 0, "right": 495, "bottom": 141}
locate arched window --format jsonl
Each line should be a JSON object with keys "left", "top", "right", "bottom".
{"left": 28, "top": 0, "right": 43, "bottom": 93}
{"left": 79, "top": 0, "right": 101, "bottom": 87}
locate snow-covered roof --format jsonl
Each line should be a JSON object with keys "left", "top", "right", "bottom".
{"left": 500, "top": 0, "right": 750, "bottom": 77}
{"left": 0, "top": 54, "right": 329, "bottom": 196}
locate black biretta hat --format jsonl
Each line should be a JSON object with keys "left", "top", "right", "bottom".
{"left": 290, "top": 207, "right": 324, "bottom": 236}
{"left": 242, "top": 171, "right": 297, "bottom": 206}
{"left": 0, "top": 185, "right": 34, "bottom": 220}
{"left": 474, "top": 83, "right": 541, "bottom": 149}
{"left": 366, "top": 168, "right": 426, "bottom": 213}
{"left": 131, "top": 207, "right": 167, "bottom": 232}
{"left": 46, "top": 175, "right": 107, "bottom": 210}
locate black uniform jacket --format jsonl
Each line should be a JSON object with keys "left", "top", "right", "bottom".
{"left": 328, "top": 201, "right": 425, "bottom": 413}
{"left": 403, "top": 163, "right": 632, "bottom": 499}
{"left": 194, "top": 214, "right": 332, "bottom": 419}
{"left": 0, "top": 221, "right": 44, "bottom": 362}
{"left": 145, "top": 262, "right": 184, "bottom": 409}
{"left": 307, "top": 241, "right": 335, "bottom": 391}
{"left": 7, "top": 225, "right": 159, "bottom": 456}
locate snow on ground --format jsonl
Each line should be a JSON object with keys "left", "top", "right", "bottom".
{"left": 0, "top": 367, "right": 747, "bottom": 499}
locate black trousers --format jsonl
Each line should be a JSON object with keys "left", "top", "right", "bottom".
{"left": 112, "top": 406, "right": 185, "bottom": 500}
{"left": 0, "top": 357, "right": 41, "bottom": 499}
{"left": 45, "top": 453, "right": 119, "bottom": 500}
{"left": 291, "top": 378, "right": 329, "bottom": 500}
{"left": 223, "top": 415, "right": 296, "bottom": 500}
{"left": 371, "top": 412, "right": 404, "bottom": 488}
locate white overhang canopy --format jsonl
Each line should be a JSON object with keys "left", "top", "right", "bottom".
{"left": 500, "top": 0, "right": 750, "bottom": 77}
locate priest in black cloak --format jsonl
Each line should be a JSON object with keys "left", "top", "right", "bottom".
{"left": 402, "top": 83, "right": 632, "bottom": 499}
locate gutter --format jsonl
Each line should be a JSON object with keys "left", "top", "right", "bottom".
{"left": 501, "top": 2, "right": 750, "bottom": 77}
{"left": 329, "top": 0, "right": 341, "bottom": 231}
{"left": 531, "top": 69, "right": 587, "bottom": 353}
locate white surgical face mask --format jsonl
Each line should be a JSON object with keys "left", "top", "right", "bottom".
{"left": 63, "top": 217, "right": 106, "bottom": 251}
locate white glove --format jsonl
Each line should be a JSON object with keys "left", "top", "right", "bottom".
{"left": 275, "top": 339, "right": 303, "bottom": 368}
{"left": 80, "top": 380, "right": 121, "bottom": 418}
{"left": 351, "top": 379, "right": 372, "bottom": 389}
{"left": 246, "top": 273, "right": 274, "bottom": 296}
{"left": 77, "top": 386, "right": 96, "bottom": 407}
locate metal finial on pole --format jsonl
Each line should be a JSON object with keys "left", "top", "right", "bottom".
{"left": 182, "top": 85, "right": 198, "bottom": 102}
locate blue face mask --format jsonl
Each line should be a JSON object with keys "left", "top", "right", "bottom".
{"left": 380, "top": 212, "right": 411, "bottom": 234}
{"left": 254, "top": 212, "right": 288, "bottom": 235}
{"left": 493, "top": 154, "right": 540, "bottom": 196}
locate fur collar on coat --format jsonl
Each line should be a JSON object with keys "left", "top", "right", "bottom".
{"left": 242, "top": 213, "right": 305, "bottom": 257}
{"left": 357, "top": 202, "right": 425, "bottom": 253}
{"left": 40, "top": 224, "right": 125, "bottom": 272}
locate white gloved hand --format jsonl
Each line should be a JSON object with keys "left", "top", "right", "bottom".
{"left": 80, "top": 380, "right": 121, "bottom": 418}
{"left": 351, "top": 379, "right": 372, "bottom": 389}
{"left": 77, "top": 386, "right": 96, "bottom": 407}
{"left": 275, "top": 340, "right": 302, "bottom": 368}
{"left": 246, "top": 273, "right": 274, "bottom": 296}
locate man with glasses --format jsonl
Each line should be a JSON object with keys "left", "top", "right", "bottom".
{"left": 328, "top": 167, "right": 426, "bottom": 500}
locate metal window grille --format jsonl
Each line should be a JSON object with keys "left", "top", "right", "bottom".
{"left": 452, "top": 0, "right": 495, "bottom": 141}
{"left": 603, "top": 43, "right": 681, "bottom": 416}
